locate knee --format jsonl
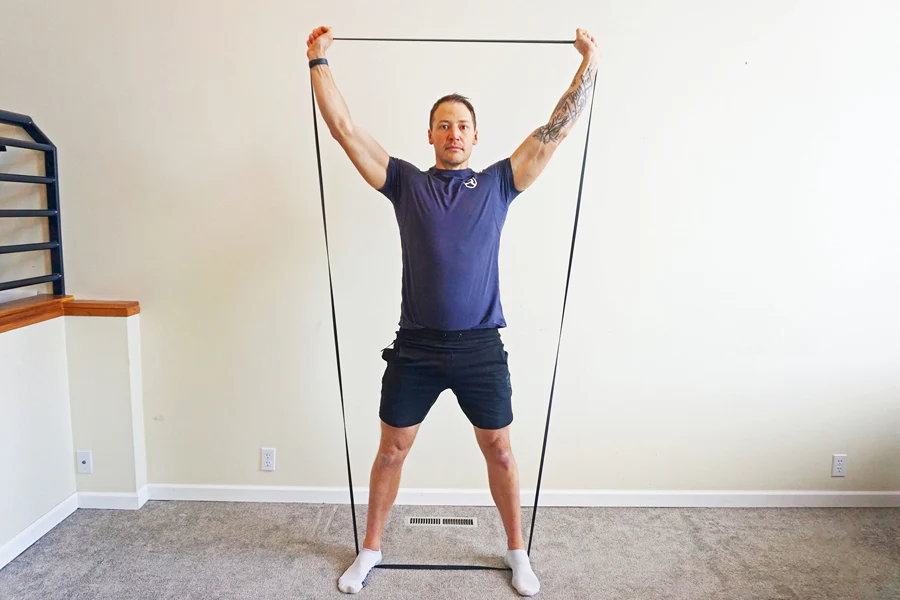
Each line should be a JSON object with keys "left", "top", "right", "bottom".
{"left": 375, "top": 444, "right": 409, "bottom": 471}
{"left": 485, "top": 443, "right": 514, "bottom": 471}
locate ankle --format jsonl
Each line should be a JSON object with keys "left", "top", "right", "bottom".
{"left": 506, "top": 548, "right": 529, "bottom": 558}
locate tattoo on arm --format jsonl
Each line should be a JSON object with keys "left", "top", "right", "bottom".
{"left": 533, "top": 67, "right": 596, "bottom": 144}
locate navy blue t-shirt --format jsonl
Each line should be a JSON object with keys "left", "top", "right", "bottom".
{"left": 377, "top": 157, "right": 522, "bottom": 331}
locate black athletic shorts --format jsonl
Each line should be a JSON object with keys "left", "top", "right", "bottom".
{"left": 379, "top": 327, "right": 513, "bottom": 430}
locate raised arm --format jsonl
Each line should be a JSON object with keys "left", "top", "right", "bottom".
{"left": 509, "top": 29, "right": 599, "bottom": 192}
{"left": 307, "top": 26, "right": 389, "bottom": 190}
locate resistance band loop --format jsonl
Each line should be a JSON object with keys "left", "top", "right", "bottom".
{"left": 378, "top": 564, "right": 510, "bottom": 571}
{"left": 527, "top": 73, "right": 598, "bottom": 556}
{"left": 334, "top": 37, "right": 573, "bottom": 44}
{"left": 310, "top": 82, "right": 360, "bottom": 555}
{"left": 309, "top": 36, "right": 597, "bottom": 571}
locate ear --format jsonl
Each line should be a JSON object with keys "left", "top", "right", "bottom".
{"left": 473, "top": 129, "right": 478, "bottom": 145}
{"left": 428, "top": 129, "right": 434, "bottom": 145}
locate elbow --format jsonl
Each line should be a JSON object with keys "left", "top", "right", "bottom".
{"left": 330, "top": 119, "right": 353, "bottom": 143}
{"left": 535, "top": 123, "right": 569, "bottom": 147}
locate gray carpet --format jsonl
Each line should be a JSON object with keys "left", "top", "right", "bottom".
{"left": 1, "top": 501, "right": 898, "bottom": 599}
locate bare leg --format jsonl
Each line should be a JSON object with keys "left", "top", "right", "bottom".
{"left": 473, "top": 425, "right": 524, "bottom": 550}
{"left": 362, "top": 420, "right": 420, "bottom": 551}
{"left": 475, "top": 425, "right": 539, "bottom": 595}
{"left": 338, "top": 421, "right": 420, "bottom": 593}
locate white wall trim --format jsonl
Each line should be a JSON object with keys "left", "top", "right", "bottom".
{"left": 148, "top": 485, "right": 900, "bottom": 508}
{"left": 149, "top": 484, "right": 352, "bottom": 504}
{"left": 0, "top": 493, "right": 78, "bottom": 571}
{"left": 78, "top": 486, "right": 149, "bottom": 510}
{"left": 533, "top": 490, "right": 900, "bottom": 508}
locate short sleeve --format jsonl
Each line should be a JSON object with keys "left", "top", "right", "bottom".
{"left": 482, "top": 158, "right": 522, "bottom": 206}
{"left": 377, "top": 157, "right": 419, "bottom": 205}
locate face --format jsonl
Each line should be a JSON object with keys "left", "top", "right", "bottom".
{"left": 428, "top": 102, "right": 478, "bottom": 169}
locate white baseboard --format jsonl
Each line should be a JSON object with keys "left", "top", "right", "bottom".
{"left": 0, "top": 493, "right": 78, "bottom": 571}
{"left": 535, "top": 490, "right": 900, "bottom": 508}
{"left": 149, "top": 484, "right": 352, "bottom": 504}
{"left": 147, "top": 485, "right": 900, "bottom": 508}
{"left": 137, "top": 484, "right": 149, "bottom": 507}
{"left": 78, "top": 486, "right": 149, "bottom": 510}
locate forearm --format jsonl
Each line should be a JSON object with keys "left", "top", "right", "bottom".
{"left": 310, "top": 58, "right": 354, "bottom": 140}
{"left": 533, "top": 54, "right": 598, "bottom": 145}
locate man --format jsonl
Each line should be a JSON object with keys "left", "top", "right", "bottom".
{"left": 307, "top": 25, "right": 598, "bottom": 596}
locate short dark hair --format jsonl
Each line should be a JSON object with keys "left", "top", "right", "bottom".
{"left": 429, "top": 94, "right": 477, "bottom": 130}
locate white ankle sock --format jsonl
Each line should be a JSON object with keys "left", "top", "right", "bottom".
{"left": 505, "top": 549, "right": 540, "bottom": 596}
{"left": 337, "top": 548, "right": 383, "bottom": 594}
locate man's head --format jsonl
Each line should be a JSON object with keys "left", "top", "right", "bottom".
{"left": 428, "top": 94, "right": 478, "bottom": 170}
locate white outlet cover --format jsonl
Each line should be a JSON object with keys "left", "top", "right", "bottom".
{"left": 261, "top": 448, "right": 276, "bottom": 472}
{"left": 76, "top": 451, "right": 93, "bottom": 474}
{"left": 832, "top": 454, "right": 847, "bottom": 477}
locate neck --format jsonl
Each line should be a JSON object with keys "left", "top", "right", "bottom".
{"left": 434, "top": 158, "right": 470, "bottom": 170}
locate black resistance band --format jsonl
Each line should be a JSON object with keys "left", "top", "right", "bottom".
{"left": 310, "top": 36, "right": 597, "bottom": 572}
{"left": 334, "top": 37, "right": 572, "bottom": 44}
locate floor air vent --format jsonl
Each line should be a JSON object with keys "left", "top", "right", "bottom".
{"left": 407, "top": 516, "right": 477, "bottom": 527}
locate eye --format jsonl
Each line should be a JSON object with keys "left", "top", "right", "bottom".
{"left": 460, "top": 125, "right": 468, "bottom": 130}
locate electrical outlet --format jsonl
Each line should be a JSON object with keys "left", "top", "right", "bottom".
{"left": 76, "top": 451, "right": 93, "bottom": 474}
{"left": 832, "top": 454, "right": 847, "bottom": 477}
{"left": 261, "top": 448, "right": 276, "bottom": 472}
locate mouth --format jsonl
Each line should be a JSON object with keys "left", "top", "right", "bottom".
{"left": 446, "top": 146, "right": 463, "bottom": 152}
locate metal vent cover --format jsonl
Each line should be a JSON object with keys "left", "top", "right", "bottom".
{"left": 407, "top": 516, "right": 477, "bottom": 527}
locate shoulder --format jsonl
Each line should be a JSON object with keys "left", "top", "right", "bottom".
{"left": 391, "top": 157, "right": 423, "bottom": 175}
{"left": 381, "top": 157, "right": 424, "bottom": 192}
{"left": 378, "top": 157, "right": 425, "bottom": 202}
{"left": 478, "top": 158, "right": 515, "bottom": 184}
{"left": 478, "top": 158, "right": 521, "bottom": 204}
{"left": 478, "top": 157, "right": 511, "bottom": 176}
{"left": 477, "top": 158, "right": 516, "bottom": 189}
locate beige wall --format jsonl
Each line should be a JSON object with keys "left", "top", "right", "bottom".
{"left": 1, "top": 313, "right": 145, "bottom": 565}
{"left": 1, "top": 0, "right": 898, "bottom": 495}
{"left": 0, "top": 319, "right": 75, "bottom": 547}
{"left": 67, "top": 314, "right": 146, "bottom": 494}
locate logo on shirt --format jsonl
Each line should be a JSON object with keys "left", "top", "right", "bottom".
{"left": 464, "top": 176, "right": 478, "bottom": 189}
